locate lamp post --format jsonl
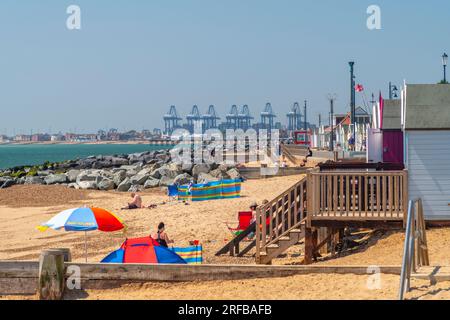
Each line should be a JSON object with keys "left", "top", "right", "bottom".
{"left": 442, "top": 53, "right": 448, "bottom": 83}
{"left": 349, "top": 62, "right": 356, "bottom": 140}
{"left": 304, "top": 100, "right": 307, "bottom": 130}
{"left": 327, "top": 94, "right": 337, "bottom": 151}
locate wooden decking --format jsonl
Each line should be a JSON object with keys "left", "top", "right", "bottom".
{"left": 254, "top": 168, "right": 408, "bottom": 265}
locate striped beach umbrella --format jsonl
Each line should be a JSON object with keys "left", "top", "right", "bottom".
{"left": 38, "top": 207, "right": 124, "bottom": 262}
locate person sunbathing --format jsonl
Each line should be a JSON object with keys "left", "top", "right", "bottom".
{"left": 122, "top": 192, "right": 142, "bottom": 209}
{"left": 152, "top": 222, "right": 174, "bottom": 248}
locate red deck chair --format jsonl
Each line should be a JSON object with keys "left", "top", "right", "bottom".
{"left": 225, "top": 211, "right": 253, "bottom": 237}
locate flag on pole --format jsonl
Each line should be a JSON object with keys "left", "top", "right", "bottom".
{"left": 355, "top": 84, "right": 364, "bottom": 92}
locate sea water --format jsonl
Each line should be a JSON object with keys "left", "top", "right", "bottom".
{"left": 0, "top": 144, "right": 172, "bottom": 169}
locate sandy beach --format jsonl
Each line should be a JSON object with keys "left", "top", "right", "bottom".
{"left": 2, "top": 176, "right": 450, "bottom": 300}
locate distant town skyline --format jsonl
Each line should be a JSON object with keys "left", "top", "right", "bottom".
{"left": 1, "top": 1, "right": 449, "bottom": 134}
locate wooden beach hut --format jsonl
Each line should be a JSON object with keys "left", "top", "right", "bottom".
{"left": 402, "top": 84, "right": 450, "bottom": 221}
{"left": 382, "top": 99, "right": 403, "bottom": 164}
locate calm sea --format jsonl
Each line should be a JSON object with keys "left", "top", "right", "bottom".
{"left": 0, "top": 144, "right": 172, "bottom": 169}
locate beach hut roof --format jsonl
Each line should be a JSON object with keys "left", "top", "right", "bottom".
{"left": 382, "top": 99, "right": 401, "bottom": 130}
{"left": 404, "top": 84, "right": 450, "bottom": 130}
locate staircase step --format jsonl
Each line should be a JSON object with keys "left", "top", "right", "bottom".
{"left": 267, "top": 244, "right": 280, "bottom": 249}
{"left": 290, "top": 229, "right": 303, "bottom": 234}
{"left": 278, "top": 236, "right": 290, "bottom": 241}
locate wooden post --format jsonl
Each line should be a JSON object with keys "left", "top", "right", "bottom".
{"left": 53, "top": 248, "right": 72, "bottom": 262}
{"left": 304, "top": 227, "right": 317, "bottom": 265}
{"left": 38, "top": 249, "right": 66, "bottom": 300}
{"left": 317, "top": 227, "right": 329, "bottom": 255}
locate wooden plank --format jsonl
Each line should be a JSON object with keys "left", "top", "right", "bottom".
{"left": 364, "top": 175, "right": 368, "bottom": 217}
{"left": 376, "top": 176, "right": 380, "bottom": 217}
{"left": 0, "top": 261, "right": 39, "bottom": 278}
{"left": 389, "top": 176, "right": 393, "bottom": 215}
{"left": 346, "top": 175, "right": 350, "bottom": 216}
{"left": 352, "top": 175, "right": 356, "bottom": 214}
{"left": 288, "top": 189, "right": 292, "bottom": 229}
{"left": 382, "top": 176, "right": 387, "bottom": 214}
{"left": 358, "top": 175, "right": 362, "bottom": 217}
{"left": 67, "top": 263, "right": 402, "bottom": 282}
{"left": 370, "top": 176, "right": 375, "bottom": 215}
{"left": 328, "top": 175, "right": 332, "bottom": 215}
{"left": 333, "top": 175, "right": 338, "bottom": 216}
{"left": 340, "top": 175, "right": 344, "bottom": 215}
{"left": 0, "top": 278, "right": 37, "bottom": 296}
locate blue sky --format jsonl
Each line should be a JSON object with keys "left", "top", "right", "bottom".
{"left": 0, "top": 0, "right": 448, "bottom": 134}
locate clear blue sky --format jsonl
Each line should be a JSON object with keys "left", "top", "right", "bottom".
{"left": 0, "top": 0, "right": 448, "bottom": 134}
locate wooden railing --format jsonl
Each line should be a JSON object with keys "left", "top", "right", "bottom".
{"left": 255, "top": 176, "right": 308, "bottom": 261}
{"left": 281, "top": 144, "right": 300, "bottom": 166}
{"left": 307, "top": 170, "right": 408, "bottom": 223}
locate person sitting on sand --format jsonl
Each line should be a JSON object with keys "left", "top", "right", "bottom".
{"left": 122, "top": 192, "right": 142, "bottom": 210}
{"left": 249, "top": 201, "right": 258, "bottom": 223}
{"left": 153, "top": 222, "right": 174, "bottom": 248}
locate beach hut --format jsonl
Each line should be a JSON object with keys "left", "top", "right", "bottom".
{"left": 402, "top": 84, "right": 450, "bottom": 220}
{"left": 382, "top": 99, "right": 403, "bottom": 164}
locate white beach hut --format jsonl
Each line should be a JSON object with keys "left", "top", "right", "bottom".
{"left": 402, "top": 84, "right": 450, "bottom": 221}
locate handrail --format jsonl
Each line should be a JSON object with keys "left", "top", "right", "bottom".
{"left": 255, "top": 176, "right": 308, "bottom": 262}
{"left": 281, "top": 144, "right": 299, "bottom": 166}
{"left": 398, "top": 198, "right": 429, "bottom": 300}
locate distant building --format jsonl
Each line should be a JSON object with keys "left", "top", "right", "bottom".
{"left": 64, "top": 133, "right": 98, "bottom": 142}
{"left": 50, "top": 134, "right": 65, "bottom": 142}
{"left": 31, "top": 134, "right": 51, "bottom": 142}
{"left": 0, "top": 135, "right": 9, "bottom": 143}
{"left": 14, "top": 134, "right": 31, "bottom": 142}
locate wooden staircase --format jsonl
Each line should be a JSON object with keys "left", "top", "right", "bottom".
{"left": 258, "top": 221, "right": 306, "bottom": 264}
{"left": 256, "top": 177, "right": 308, "bottom": 264}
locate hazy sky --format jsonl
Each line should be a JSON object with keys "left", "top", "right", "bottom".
{"left": 0, "top": 0, "right": 448, "bottom": 134}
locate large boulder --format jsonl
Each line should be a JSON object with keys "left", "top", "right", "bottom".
{"left": 111, "top": 157, "right": 129, "bottom": 166}
{"left": 150, "top": 165, "right": 178, "bottom": 180}
{"left": 137, "top": 166, "right": 154, "bottom": 176}
{"left": 209, "top": 168, "right": 230, "bottom": 180}
{"left": 25, "top": 176, "right": 45, "bottom": 185}
{"left": 130, "top": 174, "right": 149, "bottom": 185}
{"left": 0, "top": 179, "right": 15, "bottom": 189}
{"left": 128, "top": 185, "right": 144, "bottom": 193}
{"left": 97, "top": 178, "right": 115, "bottom": 191}
{"left": 66, "top": 169, "right": 80, "bottom": 183}
{"left": 128, "top": 153, "right": 145, "bottom": 164}
{"left": 113, "top": 170, "right": 127, "bottom": 186}
{"left": 144, "top": 178, "right": 160, "bottom": 189}
{"left": 92, "top": 160, "right": 113, "bottom": 169}
{"left": 77, "top": 181, "right": 97, "bottom": 190}
{"left": 159, "top": 176, "right": 174, "bottom": 187}
{"left": 77, "top": 158, "right": 97, "bottom": 169}
{"left": 44, "top": 174, "right": 68, "bottom": 185}
{"left": 192, "top": 164, "right": 211, "bottom": 178}
{"left": 120, "top": 164, "right": 141, "bottom": 171}
{"left": 226, "top": 168, "right": 241, "bottom": 180}
{"left": 181, "top": 163, "right": 194, "bottom": 174}
{"left": 197, "top": 172, "right": 219, "bottom": 184}
{"left": 37, "top": 171, "right": 51, "bottom": 177}
{"left": 173, "top": 173, "right": 193, "bottom": 186}
{"left": 117, "top": 178, "right": 132, "bottom": 192}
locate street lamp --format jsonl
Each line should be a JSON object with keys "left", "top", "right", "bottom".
{"left": 442, "top": 53, "right": 448, "bottom": 83}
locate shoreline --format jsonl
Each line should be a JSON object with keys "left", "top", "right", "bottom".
{"left": 0, "top": 140, "right": 171, "bottom": 146}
